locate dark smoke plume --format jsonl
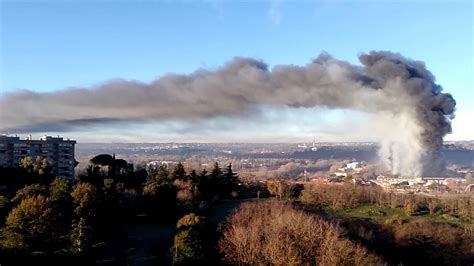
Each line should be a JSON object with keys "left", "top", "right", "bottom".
{"left": 0, "top": 51, "right": 455, "bottom": 176}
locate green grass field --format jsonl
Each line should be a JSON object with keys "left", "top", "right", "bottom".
{"left": 328, "top": 204, "right": 472, "bottom": 225}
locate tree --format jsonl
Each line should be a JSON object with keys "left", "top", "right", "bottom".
{"left": 218, "top": 201, "right": 383, "bottom": 265}
{"left": 220, "top": 163, "right": 239, "bottom": 197}
{"left": 1, "top": 195, "right": 55, "bottom": 252}
{"left": 174, "top": 179, "right": 194, "bottom": 203}
{"left": 69, "top": 182, "right": 98, "bottom": 255}
{"left": 76, "top": 164, "right": 104, "bottom": 187}
{"left": 199, "top": 168, "right": 208, "bottom": 182}
{"left": 209, "top": 162, "right": 222, "bottom": 183}
{"left": 49, "top": 176, "right": 72, "bottom": 203}
{"left": 170, "top": 162, "right": 186, "bottom": 181}
{"left": 89, "top": 154, "right": 131, "bottom": 177}
{"left": 33, "top": 156, "right": 51, "bottom": 175}
{"left": 189, "top": 170, "right": 199, "bottom": 184}
{"left": 267, "top": 180, "right": 302, "bottom": 200}
{"left": 208, "top": 163, "right": 222, "bottom": 199}
{"left": 19, "top": 156, "right": 34, "bottom": 173}
{"left": 194, "top": 168, "right": 209, "bottom": 199}
{"left": 11, "top": 183, "right": 48, "bottom": 205}
{"left": 171, "top": 213, "right": 209, "bottom": 265}
{"left": 149, "top": 165, "right": 170, "bottom": 184}
{"left": 69, "top": 217, "right": 93, "bottom": 254}
{"left": 142, "top": 182, "right": 177, "bottom": 220}
{"left": 48, "top": 176, "right": 73, "bottom": 249}
{"left": 90, "top": 154, "right": 114, "bottom": 166}
{"left": 176, "top": 213, "right": 205, "bottom": 229}
{"left": 71, "top": 183, "right": 97, "bottom": 217}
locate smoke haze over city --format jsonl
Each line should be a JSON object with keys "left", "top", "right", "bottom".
{"left": 1, "top": 51, "right": 456, "bottom": 176}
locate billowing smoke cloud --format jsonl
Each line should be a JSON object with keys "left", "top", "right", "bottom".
{"left": 0, "top": 51, "right": 455, "bottom": 176}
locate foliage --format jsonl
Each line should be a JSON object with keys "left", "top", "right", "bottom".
{"left": 49, "top": 176, "right": 72, "bottom": 203}
{"left": 198, "top": 163, "right": 240, "bottom": 200}
{"left": 71, "top": 183, "right": 97, "bottom": 217}
{"left": 300, "top": 184, "right": 474, "bottom": 264}
{"left": 1, "top": 195, "right": 55, "bottom": 252}
{"left": 11, "top": 183, "right": 48, "bottom": 205}
{"left": 147, "top": 165, "right": 170, "bottom": 184}
{"left": 89, "top": 154, "right": 133, "bottom": 178}
{"left": 300, "top": 183, "right": 474, "bottom": 222}
{"left": 267, "top": 180, "right": 302, "bottom": 200}
{"left": 69, "top": 217, "right": 94, "bottom": 254}
{"left": 219, "top": 201, "right": 384, "bottom": 265}
{"left": 19, "top": 156, "right": 52, "bottom": 175}
{"left": 170, "top": 162, "right": 186, "bottom": 181}
{"left": 19, "top": 157, "right": 34, "bottom": 173}
{"left": 176, "top": 213, "right": 205, "bottom": 230}
{"left": 90, "top": 154, "right": 114, "bottom": 166}
{"left": 171, "top": 213, "right": 210, "bottom": 265}
{"left": 1, "top": 153, "right": 472, "bottom": 264}
{"left": 33, "top": 156, "right": 52, "bottom": 175}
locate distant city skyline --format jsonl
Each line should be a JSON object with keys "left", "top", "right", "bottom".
{"left": 1, "top": 1, "right": 472, "bottom": 142}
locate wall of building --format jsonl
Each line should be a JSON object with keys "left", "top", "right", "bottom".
{"left": 0, "top": 135, "right": 76, "bottom": 178}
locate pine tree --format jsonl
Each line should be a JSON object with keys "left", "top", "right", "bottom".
{"left": 189, "top": 169, "right": 198, "bottom": 184}
{"left": 70, "top": 217, "right": 93, "bottom": 254}
{"left": 197, "top": 169, "right": 209, "bottom": 199}
{"left": 208, "top": 163, "right": 222, "bottom": 199}
{"left": 156, "top": 165, "right": 170, "bottom": 183}
{"left": 209, "top": 162, "right": 222, "bottom": 183}
{"left": 221, "top": 163, "right": 239, "bottom": 197}
{"left": 170, "top": 162, "right": 186, "bottom": 181}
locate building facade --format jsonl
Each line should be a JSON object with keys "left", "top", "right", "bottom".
{"left": 0, "top": 135, "right": 76, "bottom": 178}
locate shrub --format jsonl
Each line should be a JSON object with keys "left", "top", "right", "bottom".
{"left": 171, "top": 213, "right": 210, "bottom": 265}
{"left": 219, "top": 201, "right": 384, "bottom": 265}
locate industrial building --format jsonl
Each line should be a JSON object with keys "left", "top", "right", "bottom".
{"left": 0, "top": 135, "right": 76, "bottom": 178}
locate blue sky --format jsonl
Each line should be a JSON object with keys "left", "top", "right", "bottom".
{"left": 1, "top": 0, "right": 472, "bottom": 142}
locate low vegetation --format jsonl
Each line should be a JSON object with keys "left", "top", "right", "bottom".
{"left": 0, "top": 154, "right": 472, "bottom": 265}
{"left": 219, "top": 201, "right": 384, "bottom": 265}
{"left": 300, "top": 183, "right": 474, "bottom": 265}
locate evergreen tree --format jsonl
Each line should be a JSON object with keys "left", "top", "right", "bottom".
{"left": 171, "top": 213, "right": 210, "bottom": 265}
{"left": 79, "top": 164, "right": 103, "bottom": 187}
{"left": 170, "top": 162, "right": 186, "bottom": 181}
{"left": 196, "top": 169, "right": 209, "bottom": 199}
{"left": 154, "top": 165, "right": 170, "bottom": 184}
{"left": 198, "top": 168, "right": 208, "bottom": 183}
{"left": 209, "top": 162, "right": 222, "bottom": 185}
{"left": 70, "top": 217, "right": 93, "bottom": 254}
{"left": 208, "top": 163, "right": 223, "bottom": 199}
{"left": 221, "top": 163, "right": 239, "bottom": 197}
{"left": 189, "top": 170, "right": 198, "bottom": 184}
{"left": 70, "top": 183, "right": 99, "bottom": 254}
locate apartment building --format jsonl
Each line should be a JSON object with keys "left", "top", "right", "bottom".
{"left": 0, "top": 135, "right": 76, "bottom": 178}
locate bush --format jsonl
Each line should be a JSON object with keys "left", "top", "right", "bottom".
{"left": 267, "top": 181, "right": 303, "bottom": 200}
{"left": 171, "top": 213, "right": 211, "bottom": 265}
{"left": 219, "top": 201, "right": 384, "bottom": 265}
